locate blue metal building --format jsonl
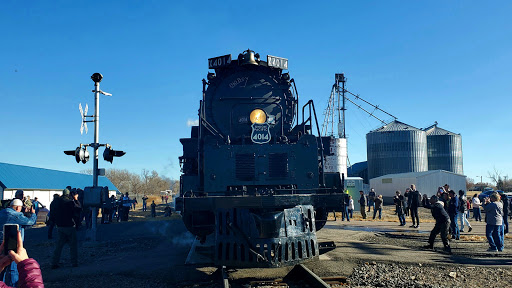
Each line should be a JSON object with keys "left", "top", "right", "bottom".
{"left": 0, "top": 162, "right": 118, "bottom": 208}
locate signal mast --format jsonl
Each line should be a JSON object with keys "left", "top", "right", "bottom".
{"left": 64, "top": 73, "right": 125, "bottom": 241}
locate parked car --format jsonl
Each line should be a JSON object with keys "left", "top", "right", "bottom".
{"left": 36, "top": 207, "right": 49, "bottom": 224}
{"left": 478, "top": 190, "right": 494, "bottom": 202}
{"left": 478, "top": 190, "right": 510, "bottom": 202}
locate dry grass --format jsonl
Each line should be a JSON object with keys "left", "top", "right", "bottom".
{"left": 327, "top": 205, "right": 435, "bottom": 223}
{"left": 459, "top": 235, "right": 487, "bottom": 241}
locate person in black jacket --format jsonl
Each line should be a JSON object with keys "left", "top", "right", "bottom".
{"left": 51, "top": 188, "right": 81, "bottom": 269}
{"left": 394, "top": 191, "right": 406, "bottom": 226}
{"left": 48, "top": 194, "right": 60, "bottom": 239}
{"left": 424, "top": 195, "right": 451, "bottom": 253}
{"left": 499, "top": 192, "right": 509, "bottom": 234}
{"left": 359, "top": 191, "right": 367, "bottom": 219}
{"left": 342, "top": 191, "right": 350, "bottom": 221}
{"left": 408, "top": 184, "right": 421, "bottom": 228}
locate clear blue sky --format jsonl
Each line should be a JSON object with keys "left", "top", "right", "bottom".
{"left": 1, "top": 1, "right": 510, "bottom": 185}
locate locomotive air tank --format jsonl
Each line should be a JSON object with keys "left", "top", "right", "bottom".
{"left": 176, "top": 50, "right": 346, "bottom": 268}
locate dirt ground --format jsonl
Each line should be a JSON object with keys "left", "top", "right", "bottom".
{"left": 23, "top": 205, "right": 512, "bottom": 287}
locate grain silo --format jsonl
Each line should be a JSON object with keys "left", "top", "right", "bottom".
{"left": 366, "top": 120, "right": 428, "bottom": 179}
{"left": 424, "top": 122, "right": 463, "bottom": 174}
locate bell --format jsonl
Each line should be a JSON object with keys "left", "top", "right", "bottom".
{"left": 239, "top": 49, "right": 259, "bottom": 66}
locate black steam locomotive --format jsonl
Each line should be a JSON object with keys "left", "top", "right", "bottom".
{"left": 176, "top": 50, "right": 345, "bottom": 268}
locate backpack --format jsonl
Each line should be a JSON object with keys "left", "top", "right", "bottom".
{"left": 459, "top": 197, "right": 467, "bottom": 212}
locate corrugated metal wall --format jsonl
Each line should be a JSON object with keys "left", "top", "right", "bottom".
{"left": 369, "top": 171, "right": 466, "bottom": 204}
{"left": 367, "top": 129, "right": 428, "bottom": 179}
{"left": 427, "top": 134, "right": 463, "bottom": 174}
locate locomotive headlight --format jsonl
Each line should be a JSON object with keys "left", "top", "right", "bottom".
{"left": 250, "top": 109, "right": 267, "bottom": 124}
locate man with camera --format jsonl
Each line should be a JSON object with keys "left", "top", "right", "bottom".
{"left": 0, "top": 199, "right": 36, "bottom": 286}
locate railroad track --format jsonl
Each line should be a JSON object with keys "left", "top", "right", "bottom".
{"left": 220, "top": 264, "right": 347, "bottom": 288}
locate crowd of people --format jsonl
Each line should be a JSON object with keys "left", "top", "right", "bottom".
{"left": 350, "top": 184, "right": 510, "bottom": 254}
{"left": 0, "top": 188, "right": 177, "bottom": 287}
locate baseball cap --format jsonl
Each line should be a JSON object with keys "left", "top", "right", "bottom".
{"left": 11, "top": 199, "right": 23, "bottom": 207}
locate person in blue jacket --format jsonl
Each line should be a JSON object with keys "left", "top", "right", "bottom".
{"left": 447, "top": 190, "right": 460, "bottom": 240}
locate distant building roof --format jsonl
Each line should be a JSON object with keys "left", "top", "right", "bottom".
{"left": 0, "top": 162, "right": 118, "bottom": 191}
{"left": 371, "top": 169, "right": 466, "bottom": 180}
{"left": 370, "top": 120, "right": 422, "bottom": 133}
{"left": 423, "top": 122, "right": 459, "bottom": 136}
{"left": 347, "top": 161, "right": 368, "bottom": 177}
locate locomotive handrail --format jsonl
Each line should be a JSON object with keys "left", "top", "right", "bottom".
{"left": 200, "top": 79, "right": 225, "bottom": 140}
{"left": 200, "top": 114, "right": 225, "bottom": 140}
{"left": 290, "top": 79, "right": 299, "bottom": 126}
{"left": 301, "top": 100, "right": 325, "bottom": 186}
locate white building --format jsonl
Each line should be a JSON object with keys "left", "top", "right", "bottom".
{"left": 369, "top": 170, "right": 466, "bottom": 204}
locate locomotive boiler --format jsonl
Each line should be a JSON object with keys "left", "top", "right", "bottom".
{"left": 176, "top": 49, "right": 345, "bottom": 268}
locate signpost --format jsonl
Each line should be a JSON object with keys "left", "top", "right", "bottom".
{"left": 64, "top": 73, "right": 125, "bottom": 241}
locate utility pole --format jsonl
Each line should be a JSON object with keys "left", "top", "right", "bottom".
{"left": 476, "top": 176, "right": 483, "bottom": 191}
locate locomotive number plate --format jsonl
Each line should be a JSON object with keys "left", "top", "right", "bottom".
{"left": 208, "top": 54, "right": 232, "bottom": 69}
{"left": 251, "top": 123, "right": 271, "bottom": 144}
{"left": 267, "top": 55, "right": 288, "bottom": 70}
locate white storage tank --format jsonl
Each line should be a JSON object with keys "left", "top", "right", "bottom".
{"left": 324, "top": 137, "right": 348, "bottom": 178}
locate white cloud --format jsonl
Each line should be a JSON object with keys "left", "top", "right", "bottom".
{"left": 187, "top": 119, "right": 199, "bottom": 127}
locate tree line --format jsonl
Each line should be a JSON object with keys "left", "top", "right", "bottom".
{"left": 466, "top": 167, "right": 511, "bottom": 192}
{"left": 81, "top": 168, "right": 179, "bottom": 198}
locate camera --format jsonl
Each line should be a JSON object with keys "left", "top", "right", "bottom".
{"left": 91, "top": 73, "right": 103, "bottom": 83}
{"left": 3, "top": 224, "right": 18, "bottom": 255}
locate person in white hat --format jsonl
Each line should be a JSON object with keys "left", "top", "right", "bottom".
{"left": 0, "top": 197, "right": 36, "bottom": 286}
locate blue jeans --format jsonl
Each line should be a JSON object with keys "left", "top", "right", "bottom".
{"left": 473, "top": 207, "right": 481, "bottom": 221}
{"left": 348, "top": 209, "right": 353, "bottom": 218}
{"left": 486, "top": 224, "right": 504, "bottom": 251}
{"left": 398, "top": 213, "right": 406, "bottom": 225}
{"left": 342, "top": 206, "right": 350, "bottom": 221}
{"left": 142, "top": 202, "right": 147, "bottom": 212}
{"left": 368, "top": 200, "right": 375, "bottom": 212}
{"left": 449, "top": 213, "right": 460, "bottom": 239}
{"left": 373, "top": 208, "right": 382, "bottom": 219}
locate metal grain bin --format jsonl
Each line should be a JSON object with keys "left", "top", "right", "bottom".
{"left": 366, "top": 121, "right": 428, "bottom": 179}
{"left": 424, "top": 123, "right": 463, "bottom": 174}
